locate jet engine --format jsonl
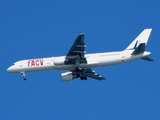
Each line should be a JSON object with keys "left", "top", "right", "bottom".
{"left": 61, "top": 72, "right": 76, "bottom": 81}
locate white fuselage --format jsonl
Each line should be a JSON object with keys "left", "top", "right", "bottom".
{"left": 7, "top": 50, "right": 151, "bottom": 73}
{"left": 6, "top": 29, "right": 153, "bottom": 81}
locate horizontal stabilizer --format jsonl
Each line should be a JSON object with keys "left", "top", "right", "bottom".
{"left": 131, "top": 43, "right": 145, "bottom": 55}
{"left": 141, "top": 57, "right": 153, "bottom": 62}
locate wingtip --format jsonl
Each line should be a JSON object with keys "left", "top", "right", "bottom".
{"left": 79, "top": 33, "right": 85, "bottom": 35}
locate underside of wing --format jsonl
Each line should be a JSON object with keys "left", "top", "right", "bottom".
{"left": 65, "top": 34, "right": 87, "bottom": 65}
{"left": 84, "top": 69, "right": 107, "bottom": 80}
{"left": 71, "top": 69, "right": 107, "bottom": 81}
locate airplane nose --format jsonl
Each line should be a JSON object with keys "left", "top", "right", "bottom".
{"left": 7, "top": 67, "right": 12, "bottom": 73}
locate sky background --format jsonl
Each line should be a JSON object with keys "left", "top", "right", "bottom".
{"left": 0, "top": 0, "right": 160, "bottom": 120}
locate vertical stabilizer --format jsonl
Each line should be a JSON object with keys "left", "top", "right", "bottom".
{"left": 125, "top": 29, "right": 152, "bottom": 50}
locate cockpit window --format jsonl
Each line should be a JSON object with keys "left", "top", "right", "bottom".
{"left": 12, "top": 64, "right": 15, "bottom": 66}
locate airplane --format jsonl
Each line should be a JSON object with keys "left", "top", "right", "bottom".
{"left": 7, "top": 29, "right": 153, "bottom": 81}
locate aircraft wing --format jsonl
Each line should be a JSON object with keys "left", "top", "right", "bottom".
{"left": 84, "top": 69, "right": 107, "bottom": 80}
{"left": 72, "top": 69, "right": 107, "bottom": 80}
{"left": 65, "top": 34, "right": 87, "bottom": 65}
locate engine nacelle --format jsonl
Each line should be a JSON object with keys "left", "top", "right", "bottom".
{"left": 54, "top": 57, "right": 65, "bottom": 65}
{"left": 61, "top": 72, "right": 75, "bottom": 81}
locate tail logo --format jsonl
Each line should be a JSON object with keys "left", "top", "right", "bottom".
{"left": 133, "top": 40, "right": 138, "bottom": 49}
{"left": 127, "top": 40, "right": 138, "bottom": 50}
